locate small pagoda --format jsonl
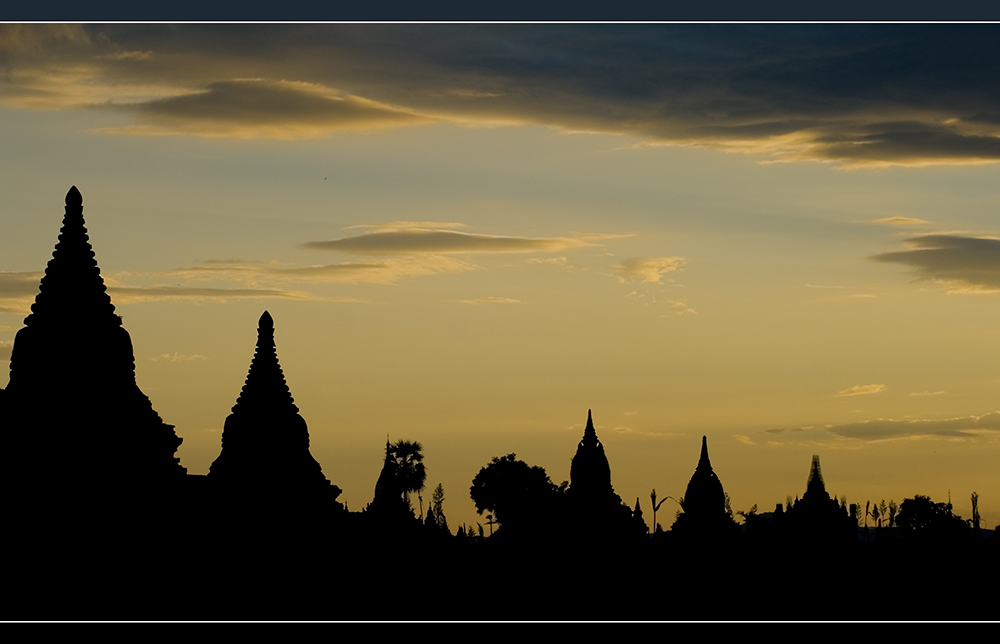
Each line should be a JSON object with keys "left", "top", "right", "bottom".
{"left": 208, "top": 311, "right": 330, "bottom": 491}
{"left": 569, "top": 409, "right": 614, "bottom": 499}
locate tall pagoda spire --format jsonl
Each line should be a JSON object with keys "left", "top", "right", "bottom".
{"left": 208, "top": 311, "right": 328, "bottom": 488}
{"left": 3, "top": 187, "right": 185, "bottom": 490}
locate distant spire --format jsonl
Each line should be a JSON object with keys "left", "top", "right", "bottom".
{"left": 806, "top": 455, "right": 826, "bottom": 497}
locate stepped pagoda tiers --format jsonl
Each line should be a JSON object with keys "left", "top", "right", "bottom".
{"left": 2, "top": 187, "right": 185, "bottom": 491}
{"left": 569, "top": 409, "right": 614, "bottom": 499}
{"left": 208, "top": 311, "right": 329, "bottom": 490}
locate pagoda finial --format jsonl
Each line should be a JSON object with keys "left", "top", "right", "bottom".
{"left": 66, "top": 186, "right": 82, "bottom": 208}
{"left": 259, "top": 310, "right": 273, "bottom": 330}
{"left": 697, "top": 435, "right": 711, "bottom": 469}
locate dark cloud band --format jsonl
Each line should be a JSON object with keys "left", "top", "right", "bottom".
{"left": 8, "top": 24, "right": 1000, "bottom": 165}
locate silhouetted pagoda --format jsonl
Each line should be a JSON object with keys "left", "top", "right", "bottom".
{"left": 569, "top": 409, "right": 613, "bottom": 498}
{"left": 567, "top": 410, "right": 644, "bottom": 539}
{"left": 208, "top": 311, "right": 330, "bottom": 491}
{"left": 670, "top": 436, "right": 738, "bottom": 538}
{"left": 1, "top": 187, "right": 185, "bottom": 494}
{"left": 784, "top": 455, "right": 854, "bottom": 546}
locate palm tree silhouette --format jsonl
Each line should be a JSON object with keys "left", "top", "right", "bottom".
{"left": 389, "top": 440, "right": 426, "bottom": 509}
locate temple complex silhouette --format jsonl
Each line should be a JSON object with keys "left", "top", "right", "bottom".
{"left": 0, "top": 187, "right": 995, "bottom": 620}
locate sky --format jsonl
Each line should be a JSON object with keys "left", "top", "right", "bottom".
{"left": 2, "top": 23, "right": 1000, "bottom": 531}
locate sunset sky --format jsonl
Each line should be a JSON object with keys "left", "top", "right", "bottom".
{"left": 2, "top": 24, "right": 1000, "bottom": 530}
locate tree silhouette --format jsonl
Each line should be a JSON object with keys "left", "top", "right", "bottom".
{"left": 470, "top": 454, "right": 558, "bottom": 530}
{"left": 389, "top": 440, "right": 426, "bottom": 509}
{"left": 896, "top": 495, "right": 968, "bottom": 541}
{"left": 431, "top": 483, "right": 448, "bottom": 532}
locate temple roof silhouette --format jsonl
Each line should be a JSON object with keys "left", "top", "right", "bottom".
{"left": 3, "top": 186, "right": 185, "bottom": 487}
{"left": 569, "top": 409, "right": 614, "bottom": 498}
{"left": 208, "top": 311, "right": 328, "bottom": 488}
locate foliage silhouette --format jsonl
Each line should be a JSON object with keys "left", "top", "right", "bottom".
{"left": 389, "top": 439, "right": 426, "bottom": 508}
{"left": 896, "top": 495, "right": 969, "bottom": 541}
{"left": 470, "top": 453, "right": 559, "bottom": 531}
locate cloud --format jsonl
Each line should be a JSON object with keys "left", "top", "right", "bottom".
{"left": 871, "top": 216, "right": 929, "bottom": 225}
{"left": 0, "top": 271, "right": 43, "bottom": 314}
{"left": 909, "top": 390, "right": 946, "bottom": 396}
{"left": 871, "top": 234, "right": 1000, "bottom": 293}
{"left": 0, "top": 339, "right": 12, "bottom": 361}
{"left": 302, "top": 227, "right": 592, "bottom": 255}
{"left": 827, "top": 412, "right": 1000, "bottom": 440}
{"left": 109, "top": 79, "right": 433, "bottom": 139}
{"left": 452, "top": 297, "right": 524, "bottom": 305}
{"left": 614, "top": 257, "right": 686, "bottom": 284}
{"left": 10, "top": 25, "right": 1000, "bottom": 165}
{"left": 150, "top": 353, "right": 208, "bottom": 362}
{"left": 613, "top": 426, "right": 675, "bottom": 437}
{"left": 835, "top": 383, "right": 886, "bottom": 397}
{"left": 106, "top": 285, "right": 337, "bottom": 304}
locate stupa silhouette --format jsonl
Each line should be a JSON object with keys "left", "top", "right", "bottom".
{"left": 566, "top": 410, "right": 643, "bottom": 538}
{"left": 670, "top": 436, "right": 738, "bottom": 537}
{"left": 208, "top": 311, "right": 329, "bottom": 490}
{"left": 2, "top": 187, "right": 185, "bottom": 493}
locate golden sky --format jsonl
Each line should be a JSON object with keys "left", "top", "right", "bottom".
{"left": 2, "top": 24, "right": 999, "bottom": 530}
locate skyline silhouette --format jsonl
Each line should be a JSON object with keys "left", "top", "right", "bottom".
{"left": 0, "top": 189, "right": 996, "bottom": 621}
{"left": 3, "top": 24, "right": 1000, "bottom": 566}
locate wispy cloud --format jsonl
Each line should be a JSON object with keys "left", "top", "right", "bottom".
{"left": 613, "top": 426, "right": 677, "bottom": 437}
{"left": 909, "top": 390, "right": 946, "bottom": 396}
{"left": 302, "top": 227, "right": 593, "bottom": 255}
{"left": 452, "top": 297, "right": 523, "bottom": 305}
{"left": 828, "top": 412, "right": 1000, "bottom": 440}
{"left": 614, "top": 257, "right": 686, "bottom": 284}
{"left": 0, "top": 339, "right": 12, "bottom": 361}
{"left": 871, "top": 234, "right": 1000, "bottom": 293}
{"left": 150, "top": 353, "right": 208, "bottom": 362}
{"left": 871, "top": 216, "right": 929, "bottom": 225}
{"left": 835, "top": 383, "right": 886, "bottom": 397}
